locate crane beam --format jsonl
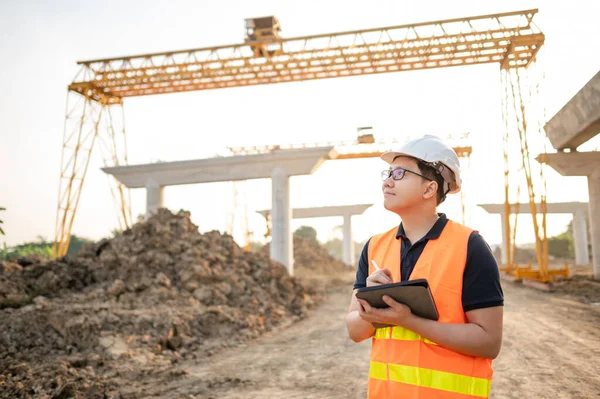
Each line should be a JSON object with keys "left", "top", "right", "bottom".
{"left": 68, "top": 9, "right": 543, "bottom": 103}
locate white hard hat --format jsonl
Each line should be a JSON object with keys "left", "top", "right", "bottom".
{"left": 380, "top": 135, "right": 461, "bottom": 194}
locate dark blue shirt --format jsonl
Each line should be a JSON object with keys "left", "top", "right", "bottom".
{"left": 353, "top": 214, "right": 504, "bottom": 312}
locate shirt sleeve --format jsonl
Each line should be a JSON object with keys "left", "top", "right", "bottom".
{"left": 462, "top": 232, "right": 504, "bottom": 312}
{"left": 353, "top": 238, "right": 371, "bottom": 291}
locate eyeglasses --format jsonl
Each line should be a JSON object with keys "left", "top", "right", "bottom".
{"left": 381, "top": 168, "right": 434, "bottom": 182}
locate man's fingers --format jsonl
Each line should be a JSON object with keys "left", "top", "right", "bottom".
{"left": 357, "top": 300, "right": 377, "bottom": 323}
{"left": 369, "top": 276, "right": 390, "bottom": 285}
{"left": 383, "top": 296, "right": 409, "bottom": 313}
{"left": 357, "top": 299, "right": 373, "bottom": 312}
{"left": 382, "top": 268, "right": 393, "bottom": 279}
{"left": 369, "top": 270, "right": 392, "bottom": 284}
{"left": 382, "top": 295, "right": 397, "bottom": 308}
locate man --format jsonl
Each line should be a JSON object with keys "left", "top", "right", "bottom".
{"left": 345, "top": 135, "right": 504, "bottom": 399}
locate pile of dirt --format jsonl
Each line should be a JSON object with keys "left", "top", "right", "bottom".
{"left": 260, "top": 235, "right": 353, "bottom": 291}
{"left": 0, "top": 209, "right": 317, "bottom": 398}
{"left": 551, "top": 275, "right": 600, "bottom": 304}
{"left": 291, "top": 235, "right": 349, "bottom": 274}
{"left": 261, "top": 235, "right": 349, "bottom": 274}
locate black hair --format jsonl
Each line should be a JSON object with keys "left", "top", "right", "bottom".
{"left": 415, "top": 161, "right": 447, "bottom": 205}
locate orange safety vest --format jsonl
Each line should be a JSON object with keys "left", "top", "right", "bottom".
{"left": 367, "top": 220, "right": 493, "bottom": 399}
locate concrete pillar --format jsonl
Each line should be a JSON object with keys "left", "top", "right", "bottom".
{"left": 146, "top": 179, "right": 164, "bottom": 218}
{"left": 499, "top": 213, "right": 508, "bottom": 265}
{"left": 588, "top": 173, "right": 600, "bottom": 279}
{"left": 271, "top": 167, "right": 293, "bottom": 275}
{"left": 572, "top": 211, "right": 589, "bottom": 265}
{"left": 342, "top": 214, "right": 354, "bottom": 266}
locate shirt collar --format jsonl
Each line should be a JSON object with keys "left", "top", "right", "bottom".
{"left": 396, "top": 213, "right": 448, "bottom": 240}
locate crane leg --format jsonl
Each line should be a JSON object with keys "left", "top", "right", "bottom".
{"left": 53, "top": 92, "right": 104, "bottom": 258}
{"left": 97, "top": 102, "right": 132, "bottom": 232}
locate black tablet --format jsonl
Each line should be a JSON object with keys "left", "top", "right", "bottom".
{"left": 356, "top": 278, "right": 439, "bottom": 322}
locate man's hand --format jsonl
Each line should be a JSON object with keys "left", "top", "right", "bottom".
{"left": 345, "top": 263, "right": 393, "bottom": 341}
{"left": 357, "top": 295, "right": 412, "bottom": 327}
{"left": 366, "top": 268, "right": 393, "bottom": 287}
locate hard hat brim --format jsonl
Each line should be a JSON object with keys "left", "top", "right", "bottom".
{"left": 380, "top": 151, "right": 411, "bottom": 164}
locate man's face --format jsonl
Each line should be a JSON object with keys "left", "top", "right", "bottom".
{"left": 382, "top": 157, "right": 430, "bottom": 212}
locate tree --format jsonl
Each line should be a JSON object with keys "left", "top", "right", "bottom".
{"left": 547, "top": 221, "right": 575, "bottom": 260}
{"left": 1, "top": 239, "right": 53, "bottom": 261}
{"left": 323, "top": 238, "right": 342, "bottom": 258}
{"left": 294, "top": 225, "right": 317, "bottom": 241}
{"left": 67, "top": 235, "right": 94, "bottom": 255}
{"left": 110, "top": 228, "right": 122, "bottom": 238}
{"left": 0, "top": 234, "right": 93, "bottom": 261}
{"left": 323, "top": 237, "right": 367, "bottom": 263}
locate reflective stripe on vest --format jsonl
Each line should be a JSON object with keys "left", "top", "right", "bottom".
{"left": 374, "top": 326, "right": 437, "bottom": 345}
{"left": 369, "top": 361, "right": 491, "bottom": 398}
{"left": 366, "top": 220, "right": 493, "bottom": 399}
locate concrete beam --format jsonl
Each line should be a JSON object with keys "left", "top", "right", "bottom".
{"left": 573, "top": 210, "right": 590, "bottom": 265}
{"left": 537, "top": 152, "right": 600, "bottom": 278}
{"left": 588, "top": 172, "right": 600, "bottom": 279}
{"left": 478, "top": 202, "right": 590, "bottom": 266}
{"left": 257, "top": 204, "right": 372, "bottom": 220}
{"left": 145, "top": 179, "right": 164, "bottom": 218}
{"left": 258, "top": 204, "right": 372, "bottom": 266}
{"left": 270, "top": 167, "right": 292, "bottom": 275}
{"left": 102, "top": 146, "right": 337, "bottom": 188}
{"left": 103, "top": 147, "right": 338, "bottom": 276}
{"left": 536, "top": 152, "right": 600, "bottom": 177}
{"left": 544, "top": 70, "right": 600, "bottom": 150}
{"left": 478, "top": 202, "right": 589, "bottom": 215}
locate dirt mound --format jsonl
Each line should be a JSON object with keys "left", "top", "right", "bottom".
{"left": 261, "top": 235, "right": 348, "bottom": 273}
{"left": 551, "top": 275, "right": 600, "bottom": 304}
{"left": 0, "top": 209, "right": 316, "bottom": 398}
{"left": 260, "top": 235, "right": 353, "bottom": 293}
{"left": 0, "top": 257, "right": 94, "bottom": 310}
{"left": 292, "top": 235, "right": 348, "bottom": 273}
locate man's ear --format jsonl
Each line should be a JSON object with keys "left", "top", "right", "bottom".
{"left": 423, "top": 181, "right": 438, "bottom": 200}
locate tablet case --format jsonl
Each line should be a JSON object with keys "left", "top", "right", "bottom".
{"left": 356, "top": 279, "right": 439, "bottom": 327}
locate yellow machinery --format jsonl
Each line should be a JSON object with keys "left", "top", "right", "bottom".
{"left": 357, "top": 127, "right": 375, "bottom": 144}
{"left": 500, "top": 66, "right": 568, "bottom": 282}
{"left": 55, "top": 8, "right": 561, "bottom": 283}
{"left": 245, "top": 16, "right": 283, "bottom": 58}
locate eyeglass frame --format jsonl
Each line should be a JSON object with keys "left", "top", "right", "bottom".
{"left": 381, "top": 167, "right": 434, "bottom": 182}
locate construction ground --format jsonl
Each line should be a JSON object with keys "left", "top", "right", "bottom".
{"left": 1, "top": 209, "right": 600, "bottom": 399}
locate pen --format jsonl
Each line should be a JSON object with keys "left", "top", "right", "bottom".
{"left": 371, "top": 260, "right": 381, "bottom": 271}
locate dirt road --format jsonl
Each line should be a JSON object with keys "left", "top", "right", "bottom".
{"left": 491, "top": 280, "right": 600, "bottom": 398}
{"left": 127, "top": 275, "right": 600, "bottom": 399}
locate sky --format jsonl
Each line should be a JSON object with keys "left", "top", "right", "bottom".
{"left": 1, "top": 0, "right": 600, "bottom": 253}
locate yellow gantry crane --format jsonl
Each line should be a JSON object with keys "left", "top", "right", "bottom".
{"left": 56, "top": 9, "right": 550, "bottom": 281}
